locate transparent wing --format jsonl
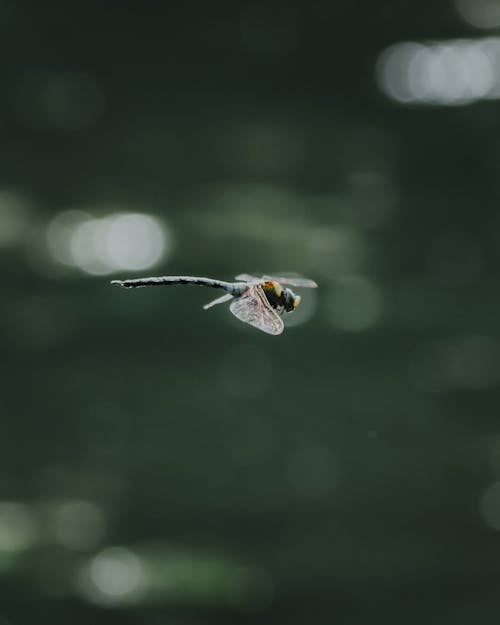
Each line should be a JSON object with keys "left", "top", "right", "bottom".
{"left": 203, "top": 293, "right": 234, "bottom": 310}
{"left": 262, "top": 275, "right": 318, "bottom": 288}
{"left": 234, "top": 273, "right": 260, "bottom": 283}
{"left": 235, "top": 273, "right": 318, "bottom": 288}
{"left": 229, "top": 286, "right": 284, "bottom": 335}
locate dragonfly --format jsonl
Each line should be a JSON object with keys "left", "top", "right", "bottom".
{"left": 111, "top": 273, "right": 317, "bottom": 335}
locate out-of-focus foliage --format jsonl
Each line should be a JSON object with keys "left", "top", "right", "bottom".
{"left": 2, "top": 0, "right": 500, "bottom": 623}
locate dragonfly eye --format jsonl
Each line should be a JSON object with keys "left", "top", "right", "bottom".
{"left": 282, "top": 288, "right": 299, "bottom": 312}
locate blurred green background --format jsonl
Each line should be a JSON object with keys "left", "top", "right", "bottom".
{"left": 2, "top": 0, "right": 500, "bottom": 623}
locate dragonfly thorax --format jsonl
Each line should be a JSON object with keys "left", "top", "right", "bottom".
{"left": 261, "top": 281, "right": 300, "bottom": 313}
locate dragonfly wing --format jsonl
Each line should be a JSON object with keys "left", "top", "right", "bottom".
{"left": 262, "top": 275, "right": 318, "bottom": 288}
{"left": 229, "top": 286, "right": 284, "bottom": 335}
{"left": 234, "top": 273, "right": 260, "bottom": 283}
{"left": 203, "top": 293, "right": 233, "bottom": 310}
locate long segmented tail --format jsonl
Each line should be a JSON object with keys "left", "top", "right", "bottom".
{"left": 111, "top": 276, "right": 239, "bottom": 293}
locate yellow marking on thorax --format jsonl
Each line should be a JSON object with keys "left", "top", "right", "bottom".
{"left": 262, "top": 280, "right": 282, "bottom": 297}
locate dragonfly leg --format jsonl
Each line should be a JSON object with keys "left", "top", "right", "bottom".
{"left": 203, "top": 293, "right": 234, "bottom": 309}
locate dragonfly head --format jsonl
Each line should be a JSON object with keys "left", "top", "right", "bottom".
{"left": 283, "top": 288, "right": 301, "bottom": 312}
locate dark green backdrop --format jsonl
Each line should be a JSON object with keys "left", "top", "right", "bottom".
{"left": 2, "top": 1, "right": 500, "bottom": 623}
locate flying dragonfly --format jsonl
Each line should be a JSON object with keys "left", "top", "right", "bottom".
{"left": 111, "top": 273, "right": 318, "bottom": 335}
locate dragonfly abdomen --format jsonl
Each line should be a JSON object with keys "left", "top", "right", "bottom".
{"left": 111, "top": 275, "right": 245, "bottom": 295}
